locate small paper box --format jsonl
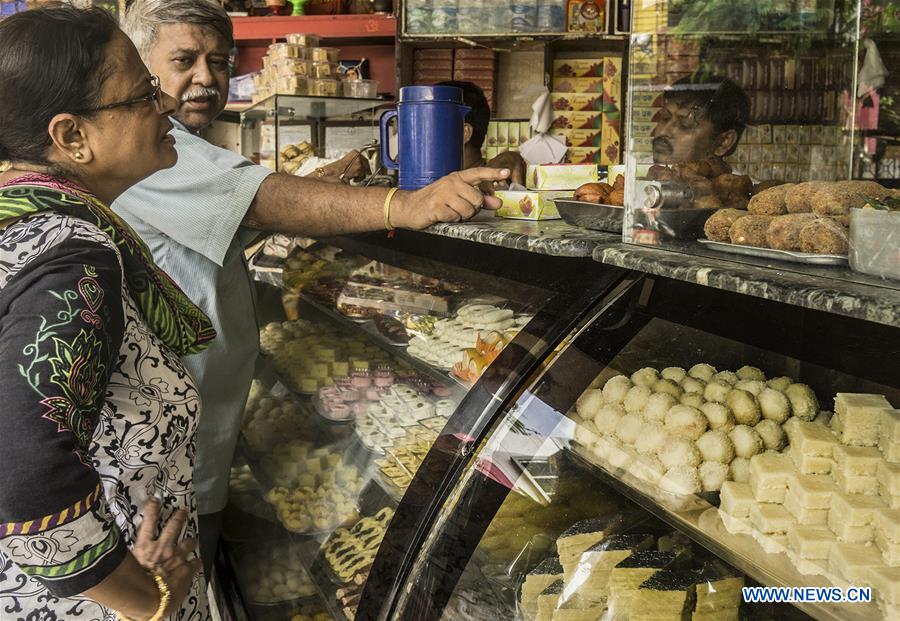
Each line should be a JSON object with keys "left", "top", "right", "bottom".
{"left": 526, "top": 164, "right": 598, "bottom": 190}
{"left": 495, "top": 190, "right": 564, "bottom": 220}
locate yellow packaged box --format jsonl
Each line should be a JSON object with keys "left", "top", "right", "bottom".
{"left": 495, "top": 191, "right": 564, "bottom": 220}
{"left": 526, "top": 164, "right": 598, "bottom": 190}
{"left": 551, "top": 76, "right": 604, "bottom": 93}
{"left": 551, "top": 93, "right": 603, "bottom": 112}
{"left": 566, "top": 148, "right": 601, "bottom": 165}
{"left": 553, "top": 59, "right": 605, "bottom": 78}
{"left": 550, "top": 129, "right": 601, "bottom": 148}
{"left": 551, "top": 111, "right": 603, "bottom": 130}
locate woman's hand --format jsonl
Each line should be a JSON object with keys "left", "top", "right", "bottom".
{"left": 132, "top": 498, "right": 201, "bottom": 617}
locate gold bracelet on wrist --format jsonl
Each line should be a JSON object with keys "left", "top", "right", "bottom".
{"left": 116, "top": 568, "right": 171, "bottom": 621}
{"left": 383, "top": 187, "right": 399, "bottom": 231}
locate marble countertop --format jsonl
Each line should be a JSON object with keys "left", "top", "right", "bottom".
{"left": 424, "top": 217, "right": 619, "bottom": 258}
{"left": 594, "top": 242, "right": 900, "bottom": 328}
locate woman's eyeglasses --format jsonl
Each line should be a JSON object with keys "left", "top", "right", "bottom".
{"left": 80, "top": 75, "right": 164, "bottom": 114}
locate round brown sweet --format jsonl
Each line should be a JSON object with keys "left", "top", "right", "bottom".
{"left": 810, "top": 186, "right": 867, "bottom": 217}
{"left": 766, "top": 213, "right": 818, "bottom": 251}
{"left": 747, "top": 184, "right": 794, "bottom": 215}
{"left": 704, "top": 208, "right": 748, "bottom": 242}
{"left": 729, "top": 214, "right": 775, "bottom": 247}
{"left": 785, "top": 181, "right": 825, "bottom": 213}
{"left": 798, "top": 218, "right": 849, "bottom": 254}
{"left": 713, "top": 174, "right": 753, "bottom": 198}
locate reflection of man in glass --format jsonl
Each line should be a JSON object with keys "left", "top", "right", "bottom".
{"left": 651, "top": 73, "right": 750, "bottom": 165}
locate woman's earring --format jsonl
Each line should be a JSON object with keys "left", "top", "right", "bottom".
{"left": 74, "top": 152, "right": 83, "bottom": 160}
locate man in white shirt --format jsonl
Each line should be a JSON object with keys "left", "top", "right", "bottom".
{"left": 115, "top": 0, "right": 508, "bottom": 573}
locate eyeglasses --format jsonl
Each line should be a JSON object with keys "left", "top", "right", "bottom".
{"left": 80, "top": 75, "right": 164, "bottom": 114}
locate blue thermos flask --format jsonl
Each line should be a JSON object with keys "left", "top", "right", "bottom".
{"left": 380, "top": 85, "right": 471, "bottom": 190}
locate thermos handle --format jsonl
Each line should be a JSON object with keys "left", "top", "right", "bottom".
{"left": 379, "top": 109, "right": 399, "bottom": 171}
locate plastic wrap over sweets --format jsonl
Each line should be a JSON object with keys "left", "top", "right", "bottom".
{"left": 520, "top": 87, "right": 568, "bottom": 165}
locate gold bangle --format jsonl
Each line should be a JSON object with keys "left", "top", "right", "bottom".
{"left": 383, "top": 187, "right": 399, "bottom": 231}
{"left": 116, "top": 568, "right": 171, "bottom": 621}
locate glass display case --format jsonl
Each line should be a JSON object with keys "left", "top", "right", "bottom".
{"left": 385, "top": 270, "right": 900, "bottom": 621}
{"left": 622, "top": 0, "right": 900, "bottom": 284}
{"left": 214, "top": 232, "right": 629, "bottom": 621}
{"left": 239, "top": 95, "right": 386, "bottom": 171}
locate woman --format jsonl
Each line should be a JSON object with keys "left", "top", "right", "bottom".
{"left": 0, "top": 7, "right": 213, "bottom": 620}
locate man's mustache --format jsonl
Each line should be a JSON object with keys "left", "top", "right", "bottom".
{"left": 181, "top": 87, "right": 220, "bottom": 103}
{"left": 652, "top": 137, "right": 672, "bottom": 153}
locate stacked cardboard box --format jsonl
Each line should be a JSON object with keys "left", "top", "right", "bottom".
{"left": 412, "top": 48, "right": 498, "bottom": 112}
{"left": 484, "top": 120, "right": 532, "bottom": 161}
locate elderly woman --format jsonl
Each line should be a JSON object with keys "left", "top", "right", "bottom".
{"left": 0, "top": 7, "right": 212, "bottom": 621}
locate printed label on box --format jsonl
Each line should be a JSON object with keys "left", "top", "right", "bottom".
{"left": 551, "top": 111, "right": 602, "bottom": 130}
{"left": 551, "top": 77, "right": 604, "bottom": 93}
{"left": 553, "top": 59, "right": 605, "bottom": 78}
{"left": 551, "top": 92, "right": 603, "bottom": 111}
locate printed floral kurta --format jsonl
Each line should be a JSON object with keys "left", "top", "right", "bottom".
{"left": 0, "top": 213, "right": 209, "bottom": 621}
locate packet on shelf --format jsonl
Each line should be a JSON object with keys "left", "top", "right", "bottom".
{"left": 495, "top": 190, "right": 563, "bottom": 220}
{"left": 527, "top": 164, "right": 598, "bottom": 191}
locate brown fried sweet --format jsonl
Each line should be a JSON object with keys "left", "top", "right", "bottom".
{"left": 679, "top": 160, "right": 714, "bottom": 179}
{"left": 834, "top": 180, "right": 890, "bottom": 199}
{"left": 574, "top": 182, "right": 611, "bottom": 203}
{"left": 799, "top": 218, "right": 849, "bottom": 254}
{"left": 648, "top": 165, "right": 678, "bottom": 181}
{"left": 752, "top": 180, "right": 785, "bottom": 195}
{"left": 705, "top": 156, "right": 732, "bottom": 178}
{"left": 607, "top": 189, "right": 625, "bottom": 206}
{"left": 713, "top": 174, "right": 753, "bottom": 199}
{"left": 704, "top": 208, "right": 748, "bottom": 242}
{"left": 747, "top": 183, "right": 795, "bottom": 215}
{"left": 729, "top": 214, "right": 776, "bottom": 247}
{"left": 809, "top": 186, "right": 867, "bottom": 217}
{"left": 693, "top": 194, "right": 723, "bottom": 210}
{"left": 784, "top": 181, "right": 826, "bottom": 213}
{"left": 765, "top": 213, "right": 818, "bottom": 251}
{"left": 612, "top": 174, "right": 625, "bottom": 192}
{"left": 687, "top": 177, "right": 714, "bottom": 197}
{"left": 725, "top": 196, "right": 750, "bottom": 211}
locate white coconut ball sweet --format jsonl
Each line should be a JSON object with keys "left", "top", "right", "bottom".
{"left": 653, "top": 378, "right": 684, "bottom": 398}
{"left": 631, "top": 367, "right": 660, "bottom": 388}
{"left": 704, "top": 381, "right": 732, "bottom": 404}
{"left": 758, "top": 388, "right": 792, "bottom": 424}
{"left": 755, "top": 419, "right": 787, "bottom": 451}
{"left": 661, "top": 367, "right": 687, "bottom": 383}
{"left": 735, "top": 380, "right": 766, "bottom": 397}
{"left": 681, "top": 377, "right": 706, "bottom": 396}
{"left": 594, "top": 404, "right": 626, "bottom": 435}
{"left": 736, "top": 365, "right": 766, "bottom": 381}
{"left": 729, "top": 424, "right": 764, "bottom": 459}
{"left": 660, "top": 466, "right": 702, "bottom": 495}
{"left": 784, "top": 383, "right": 819, "bottom": 421}
{"left": 766, "top": 376, "right": 793, "bottom": 392}
{"left": 665, "top": 405, "right": 708, "bottom": 440}
{"left": 701, "top": 402, "right": 735, "bottom": 431}
{"left": 696, "top": 430, "right": 736, "bottom": 464}
{"left": 575, "top": 421, "right": 601, "bottom": 445}
{"left": 680, "top": 393, "right": 706, "bottom": 409}
{"left": 726, "top": 389, "right": 762, "bottom": 426}
{"left": 634, "top": 422, "right": 668, "bottom": 455}
{"left": 814, "top": 410, "right": 833, "bottom": 427}
{"left": 713, "top": 370, "right": 739, "bottom": 385}
{"left": 699, "top": 461, "right": 730, "bottom": 492}
{"left": 658, "top": 437, "right": 701, "bottom": 469}
{"left": 730, "top": 457, "right": 751, "bottom": 483}
{"left": 602, "top": 375, "right": 633, "bottom": 404}
{"left": 615, "top": 413, "right": 645, "bottom": 445}
{"left": 688, "top": 363, "right": 717, "bottom": 382}
{"left": 576, "top": 388, "right": 605, "bottom": 419}
{"left": 624, "top": 385, "right": 652, "bottom": 414}
{"left": 643, "top": 393, "right": 678, "bottom": 423}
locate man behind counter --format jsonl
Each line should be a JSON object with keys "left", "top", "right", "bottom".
{"left": 115, "top": 0, "right": 510, "bottom": 574}
{"left": 438, "top": 80, "right": 527, "bottom": 189}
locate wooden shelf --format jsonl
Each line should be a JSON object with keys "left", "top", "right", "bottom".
{"left": 232, "top": 14, "right": 397, "bottom": 43}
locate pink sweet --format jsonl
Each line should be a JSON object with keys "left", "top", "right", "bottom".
{"left": 352, "top": 375, "right": 372, "bottom": 388}
{"left": 339, "top": 388, "right": 360, "bottom": 401}
{"left": 328, "top": 403, "right": 351, "bottom": 420}
{"left": 334, "top": 375, "right": 352, "bottom": 388}
{"left": 319, "top": 387, "right": 341, "bottom": 399}
{"left": 351, "top": 402, "right": 368, "bottom": 416}
{"left": 432, "top": 384, "right": 452, "bottom": 397}
{"left": 365, "top": 388, "right": 381, "bottom": 401}
{"left": 374, "top": 374, "right": 395, "bottom": 388}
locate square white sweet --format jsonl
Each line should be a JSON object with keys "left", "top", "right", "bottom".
{"left": 750, "top": 453, "right": 796, "bottom": 490}
{"left": 787, "top": 525, "right": 837, "bottom": 559}
{"left": 834, "top": 445, "right": 882, "bottom": 477}
{"left": 883, "top": 441, "right": 900, "bottom": 464}
{"left": 876, "top": 508, "right": 900, "bottom": 543}
{"left": 784, "top": 492, "right": 827, "bottom": 525}
{"left": 881, "top": 409, "right": 900, "bottom": 445}
{"left": 750, "top": 502, "right": 795, "bottom": 535}
{"left": 829, "top": 492, "right": 885, "bottom": 526}
{"left": 827, "top": 516, "right": 874, "bottom": 544}
{"left": 789, "top": 446, "right": 833, "bottom": 475}
{"left": 870, "top": 566, "right": 900, "bottom": 605}
{"left": 788, "top": 421, "right": 839, "bottom": 457}
{"left": 877, "top": 460, "right": 900, "bottom": 497}
{"left": 720, "top": 481, "right": 754, "bottom": 519}
{"left": 891, "top": 495, "right": 900, "bottom": 510}
{"left": 788, "top": 474, "right": 835, "bottom": 509}
{"left": 750, "top": 482, "right": 786, "bottom": 504}
{"left": 827, "top": 543, "right": 883, "bottom": 584}
{"left": 876, "top": 531, "right": 900, "bottom": 567}
{"left": 834, "top": 393, "right": 893, "bottom": 447}
{"left": 835, "top": 471, "right": 880, "bottom": 496}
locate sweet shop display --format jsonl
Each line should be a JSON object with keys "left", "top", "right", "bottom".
{"left": 236, "top": 541, "right": 319, "bottom": 603}
{"left": 354, "top": 381, "right": 454, "bottom": 455}
{"left": 242, "top": 379, "right": 319, "bottom": 452}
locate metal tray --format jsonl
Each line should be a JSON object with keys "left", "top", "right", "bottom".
{"left": 555, "top": 199, "right": 623, "bottom": 233}
{"left": 697, "top": 239, "right": 849, "bottom": 265}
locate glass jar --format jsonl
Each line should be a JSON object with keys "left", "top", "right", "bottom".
{"left": 310, "top": 47, "right": 340, "bottom": 63}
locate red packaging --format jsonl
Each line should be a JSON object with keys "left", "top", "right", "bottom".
{"left": 414, "top": 49, "right": 454, "bottom": 60}
{"left": 454, "top": 48, "right": 497, "bottom": 59}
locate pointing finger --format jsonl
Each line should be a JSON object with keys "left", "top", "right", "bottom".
{"left": 457, "top": 167, "right": 511, "bottom": 186}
